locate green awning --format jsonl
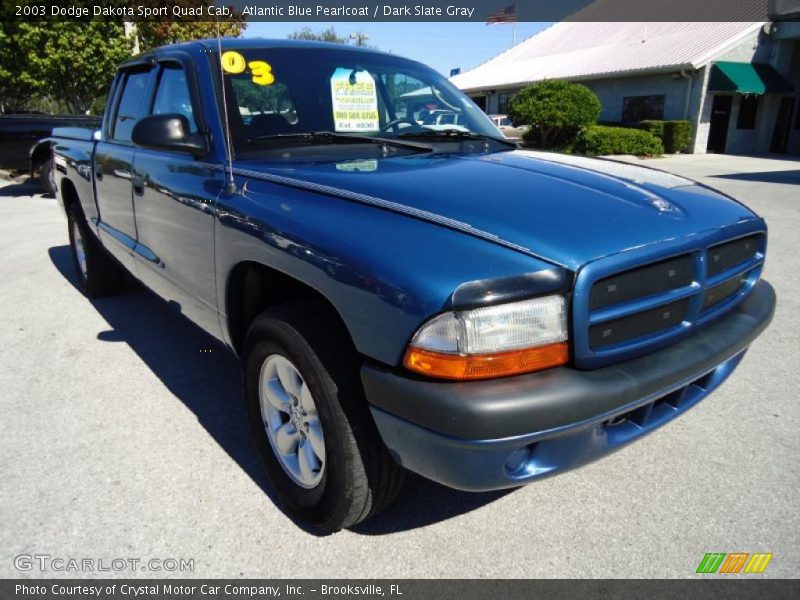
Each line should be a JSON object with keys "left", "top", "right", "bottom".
{"left": 709, "top": 61, "right": 795, "bottom": 95}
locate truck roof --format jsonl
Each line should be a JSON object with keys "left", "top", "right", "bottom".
{"left": 121, "top": 37, "right": 396, "bottom": 68}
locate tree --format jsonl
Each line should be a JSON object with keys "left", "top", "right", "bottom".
{"left": 131, "top": 0, "right": 245, "bottom": 50}
{"left": 509, "top": 80, "right": 602, "bottom": 149}
{"left": 0, "top": 23, "right": 27, "bottom": 112}
{"left": 288, "top": 27, "right": 349, "bottom": 44}
{"left": 288, "top": 27, "right": 377, "bottom": 49}
{"left": 0, "top": 22, "right": 133, "bottom": 114}
{"left": 0, "top": 9, "right": 247, "bottom": 115}
{"left": 135, "top": 21, "right": 246, "bottom": 52}
{"left": 349, "top": 32, "right": 372, "bottom": 47}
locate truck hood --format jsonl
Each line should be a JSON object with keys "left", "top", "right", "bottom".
{"left": 237, "top": 150, "right": 759, "bottom": 270}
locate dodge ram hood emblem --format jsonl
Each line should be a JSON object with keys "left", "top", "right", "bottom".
{"left": 649, "top": 196, "right": 681, "bottom": 213}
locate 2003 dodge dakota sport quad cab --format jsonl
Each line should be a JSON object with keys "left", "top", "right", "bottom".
{"left": 51, "top": 39, "right": 775, "bottom": 532}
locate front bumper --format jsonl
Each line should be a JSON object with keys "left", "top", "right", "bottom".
{"left": 362, "top": 280, "right": 775, "bottom": 491}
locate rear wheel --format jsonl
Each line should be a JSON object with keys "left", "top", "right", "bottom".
{"left": 67, "top": 203, "right": 125, "bottom": 297}
{"left": 244, "top": 301, "right": 404, "bottom": 532}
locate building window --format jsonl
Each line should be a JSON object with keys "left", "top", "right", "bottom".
{"left": 737, "top": 95, "right": 759, "bottom": 129}
{"left": 621, "top": 95, "right": 665, "bottom": 124}
{"left": 498, "top": 92, "right": 513, "bottom": 114}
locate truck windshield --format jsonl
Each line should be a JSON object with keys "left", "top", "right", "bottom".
{"left": 218, "top": 46, "right": 507, "bottom": 154}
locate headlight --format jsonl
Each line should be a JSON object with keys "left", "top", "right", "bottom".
{"left": 403, "top": 295, "right": 569, "bottom": 380}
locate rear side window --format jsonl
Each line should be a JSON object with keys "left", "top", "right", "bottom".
{"left": 112, "top": 70, "right": 151, "bottom": 142}
{"left": 152, "top": 64, "right": 198, "bottom": 132}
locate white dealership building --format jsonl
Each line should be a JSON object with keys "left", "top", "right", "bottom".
{"left": 451, "top": 16, "right": 800, "bottom": 154}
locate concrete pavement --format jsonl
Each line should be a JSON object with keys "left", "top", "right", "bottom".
{"left": 0, "top": 154, "right": 798, "bottom": 578}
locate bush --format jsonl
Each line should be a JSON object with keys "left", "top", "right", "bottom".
{"left": 510, "top": 80, "right": 602, "bottom": 150}
{"left": 578, "top": 125, "right": 663, "bottom": 156}
{"left": 663, "top": 120, "right": 693, "bottom": 153}
{"left": 639, "top": 119, "right": 665, "bottom": 139}
{"left": 638, "top": 120, "right": 693, "bottom": 153}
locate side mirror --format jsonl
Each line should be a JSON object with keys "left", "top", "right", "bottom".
{"left": 131, "top": 114, "right": 208, "bottom": 157}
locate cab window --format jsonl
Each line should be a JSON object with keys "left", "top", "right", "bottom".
{"left": 230, "top": 78, "right": 297, "bottom": 135}
{"left": 151, "top": 64, "right": 198, "bottom": 132}
{"left": 221, "top": 47, "right": 500, "bottom": 154}
{"left": 112, "top": 69, "right": 152, "bottom": 142}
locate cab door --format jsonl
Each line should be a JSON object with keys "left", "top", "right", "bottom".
{"left": 130, "top": 57, "right": 225, "bottom": 337}
{"left": 94, "top": 67, "right": 155, "bottom": 270}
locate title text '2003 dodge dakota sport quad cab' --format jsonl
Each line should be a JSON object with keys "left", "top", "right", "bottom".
{"left": 51, "top": 39, "right": 775, "bottom": 532}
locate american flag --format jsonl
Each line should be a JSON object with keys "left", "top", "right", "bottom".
{"left": 486, "top": 2, "right": 517, "bottom": 24}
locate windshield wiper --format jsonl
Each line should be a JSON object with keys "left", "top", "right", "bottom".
{"left": 399, "top": 129, "right": 518, "bottom": 148}
{"left": 250, "top": 131, "right": 432, "bottom": 153}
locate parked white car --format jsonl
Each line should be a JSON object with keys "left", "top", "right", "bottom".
{"left": 489, "top": 114, "right": 529, "bottom": 140}
{"left": 418, "top": 110, "right": 470, "bottom": 132}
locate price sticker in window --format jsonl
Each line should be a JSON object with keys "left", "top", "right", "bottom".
{"left": 330, "top": 68, "right": 379, "bottom": 132}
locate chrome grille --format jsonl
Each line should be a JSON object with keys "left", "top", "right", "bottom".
{"left": 574, "top": 231, "right": 766, "bottom": 368}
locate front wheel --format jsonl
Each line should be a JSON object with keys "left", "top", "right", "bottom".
{"left": 244, "top": 302, "right": 404, "bottom": 532}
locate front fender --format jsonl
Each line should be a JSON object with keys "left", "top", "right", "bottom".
{"left": 215, "top": 175, "right": 564, "bottom": 366}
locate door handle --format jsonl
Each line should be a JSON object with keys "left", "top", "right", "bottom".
{"left": 132, "top": 175, "right": 145, "bottom": 196}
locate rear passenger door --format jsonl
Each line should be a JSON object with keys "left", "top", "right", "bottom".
{"left": 131, "top": 56, "right": 225, "bottom": 336}
{"left": 95, "top": 67, "right": 154, "bottom": 270}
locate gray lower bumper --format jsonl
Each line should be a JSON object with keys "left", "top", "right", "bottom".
{"left": 363, "top": 280, "right": 775, "bottom": 491}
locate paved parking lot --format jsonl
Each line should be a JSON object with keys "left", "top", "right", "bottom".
{"left": 0, "top": 154, "right": 798, "bottom": 578}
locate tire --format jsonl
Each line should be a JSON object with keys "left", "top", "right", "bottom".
{"left": 39, "top": 158, "right": 56, "bottom": 196}
{"left": 244, "top": 301, "right": 404, "bottom": 532}
{"left": 67, "top": 203, "right": 125, "bottom": 298}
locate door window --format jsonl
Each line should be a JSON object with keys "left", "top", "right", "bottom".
{"left": 152, "top": 64, "right": 198, "bottom": 131}
{"left": 112, "top": 69, "right": 152, "bottom": 142}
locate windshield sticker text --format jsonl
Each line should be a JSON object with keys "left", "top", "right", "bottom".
{"left": 221, "top": 51, "right": 275, "bottom": 86}
{"left": 221, "top": 51, "right": 246, "bottom": 74}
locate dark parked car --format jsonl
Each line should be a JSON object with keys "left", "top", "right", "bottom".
{"left": 50, "top": 39, "right": 775, "bottom": 532}
{"left": 0, "top": 114, "right": 100, "bottom": 192}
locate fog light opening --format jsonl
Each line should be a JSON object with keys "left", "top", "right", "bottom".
{"left": 505, "top": 446, "right": 532, "bottom": 476}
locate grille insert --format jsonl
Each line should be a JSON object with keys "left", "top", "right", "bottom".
{"left": 702, "top": 273, "right": 750, "bottom": 310}
{"left": 579, "top": 233, "right": 765, "bottom": 364}
{"left": 589, "top": 254, "right": 693, "bottom": 310}
{"left": 707, "top": 235, "right": 760, "bottom": 278}
{"left": 589, "top": 299, "right": 689, "bottom": 349}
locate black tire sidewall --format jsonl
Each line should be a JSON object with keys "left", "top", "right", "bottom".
{"left": 66, "top": 204, "right": 90, "bottom": 291}
{"left": 40, "top": 159, "right": 55, "bottom": 196}
{"left": 244, "top": 316, "right": 358, "bottom": 529}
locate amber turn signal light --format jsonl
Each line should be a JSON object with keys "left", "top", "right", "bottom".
{"left": 403, "top": 342, "right": 569, "bottom": 381}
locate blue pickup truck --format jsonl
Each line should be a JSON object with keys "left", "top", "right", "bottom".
{"left": 51, "top": 39, "right": 775, "bottom": 532}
